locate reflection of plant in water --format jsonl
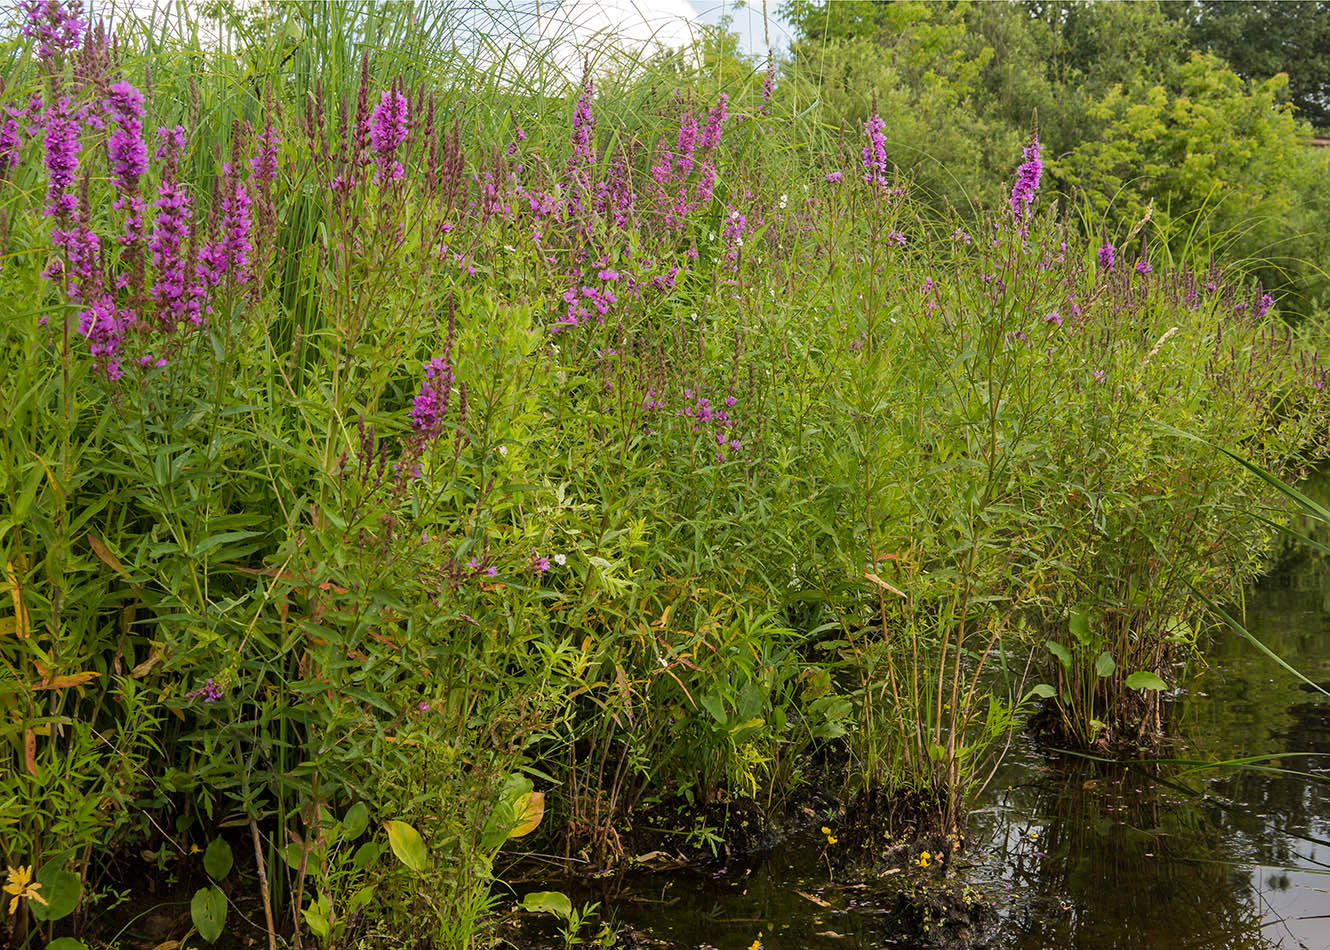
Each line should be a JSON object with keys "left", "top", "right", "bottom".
{"left": 991, "top": 757, "right": 1275, "bottom": 949}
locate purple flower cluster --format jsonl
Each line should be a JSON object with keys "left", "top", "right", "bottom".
{"left": 369, "top": 87, "right": 408, "bottom": 183}
{"left": 1009, "top": 136, "right": 1041, "bottom": 220}
{"left": 251, "top": 121, "right": 280, "bottom": 183}
{"left": 410, "top": 356, "right": 455, "bottom": 444}
{"left": 77, "top": 294, "right": 128, "bottom": 379}
{"left": 104, "top": 81, "right": 147, "bottom": 191}
{"left": 1097, "top": 242, "right": 1115, "bottom": 272}
{"left": 42, "top": 95, "right": 81, "bottom": 219}
{"left": 862, "top": 113, "right": 887, "bottom": 187}
{"left": 21, "top": 0, "right": 85, "bottom": 63}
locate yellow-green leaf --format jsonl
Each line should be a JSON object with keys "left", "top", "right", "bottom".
{"left": 384, "top": 820, "right": 428, "bottom": 872}
{"left": 508, "top": 791, "right": 544, "bottom": 839}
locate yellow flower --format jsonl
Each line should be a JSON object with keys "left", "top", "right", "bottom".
{"left": 748, "top": 932, "right": 763, "bottom": 950}
{"left": 917, "top": 850, "right": 932, "bottom": 868}
{"left": 820, "top": 826, "right": 831, "bottom": 835}
{"left": 826, "top": 835, "right": 838, "bottom": 845}
{"left": 4, "top": 865, "right": 48, "bottom": 916}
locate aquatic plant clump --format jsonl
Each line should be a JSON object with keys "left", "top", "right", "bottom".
{"left": 0, "top": 2, "right": 1327, "bottom": 946}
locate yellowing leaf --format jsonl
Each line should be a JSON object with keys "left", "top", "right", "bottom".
{"left": 384, "top": 820, "right": 428, "bottom": 873}
{"left": 508, "top": 791, "right": 545, "bottom": 839}
{"left": 87, "top": 534, "right": 128, "bottom": 577}
{"left": 36, "top": 672, "right": 100, "bottom": 691}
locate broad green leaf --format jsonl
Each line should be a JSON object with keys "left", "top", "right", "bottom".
{"left": 342, "top": 801, "right": 370, "bottom": 840}
{"left": 1094, "top": 652, "right": 1116, "bottom": 678}
{"left": 44, "top": 940, "right": 88, "bottom": 950}
{"left": 520, "top": 890, "right": 573, "bottom": 918}
{"left": 1068, "top": 607, "right": 1092, "bottom": 646}
{"left": 30, "top": 867, "right": 80, "bottom": 922}
{"left": 351, "top": 840, "right": 383, "bottom": 872}
{"left": 190, "top": 885, "right": 228, "bottom": 942}
{"left": 1125, "top": 671, "right": 1168, "bottom": 691}
{"left": 384, "top": 820, "right": 428, "bottom": 872}
{"left": 1025, "top": 683, "right": 1056, "bottom": 700}
{"left": 1045, "top": 640, "right": 1071, "bottom": 670}
{"left": 203, "top": 837, "right": 233, "bottom": 880}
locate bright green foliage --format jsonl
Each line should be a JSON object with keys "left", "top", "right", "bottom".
{"left": 1, "top": 2, "right": 1328, "bottom": 947}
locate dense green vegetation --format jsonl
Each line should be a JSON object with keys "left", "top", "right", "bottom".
{"left": 781, "top": 0, "right": 1330, "bottom": 320}
{"left": 1, "top": 1, "right": 1328, "bottom": 947}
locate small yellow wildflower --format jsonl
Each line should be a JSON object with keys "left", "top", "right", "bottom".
{"left": 826, "top": 835, "right": 838, "bottom": 845}
{"left": 917, "top": 850, "right": 932, "bottom": 868}
{"left": 4, "top": 865, "right": 48, "bottom": 916}
{"left": 820, "top": 826, "right": 831, "bottom": 835}
{"left": 748, "top": 931, "right": 763, "bottom": 950}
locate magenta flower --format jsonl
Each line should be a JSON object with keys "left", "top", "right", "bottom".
{"left": 1258, "top": 293, "right": 1274, "bottom": 317}
{"left": 1134, "top": 258, "right": 1152, "bottom": 275}
{"left": 42, "top": 95, "right": 81, "bottom": 219}
{"left": 1009, "top": 136, "right": 1042, "bottom": 220}
{"left": 862, "top": 114, "right": 887, "bottom": 187}
{"left": 0, "top": 118, "right": 21, "bottom": 170}
{"left": 77, "top": 294, "right": 129, "bottom": 380}
{"left": 1097, "top": 242, "right": 1116, "bottom": 272}
{"left": 104, "top": 81, "right": 147, "bottom": 192}
{"left": 532, "top": 554, "right": 550, "bottom": 575}
{"left": 369, "top": 88, "right": 408, "bottom": 182}
{"left": 825, "top": 171, "right": 842, "bottom": 183}
{"left": 410, "top": 356, "right": 454, "bottom": 443}
{"left": 700, "top": 94, "right": 728, "bottom": 150}
{"left": 1044, "top": 311, "right": 1062, "bottom": 327}
{"left": 251, "top": 121, "right": 280, "bottom": 183}
{"left": 21, "top": 0, "right": 85, "bottom": 62}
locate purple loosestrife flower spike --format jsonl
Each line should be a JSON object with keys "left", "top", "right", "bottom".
{"left": 77, "top": 293, "right": 127, "bottom": 379}
{"left": 368, "top": 86, "right": 408, "bottom": 182}
{"left": 251, "top": 121, "right": 280, "bottom": 182}
{"left": 410, "top": 356, "right": 454, "bottom": 444}
{"left": 43, "top": 95, "right": 81, "bottom": 219}
{"left": 0, "top": 117, "right": 21, "bottom": 171}
{"left": 21, "top": 0, "right": 85, "bottom": 62}
{"left": 104, "top": 81, "right": 147, "bottom": 192}
{"left": 700, "top": 94, "right": 727, "bottom": 150}
{"left": 1097, "top": 242, "right": 1115, "bottom": 272}
{"left": 861, "top": 113, "right": 887, "bottom": 187}
{"left": 1010, "top": 136, "right": 1041, "bottom": 220}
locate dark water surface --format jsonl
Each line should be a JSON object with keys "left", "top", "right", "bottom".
{"left": 509, "top": 552, "right": 1330, "bottom": 949}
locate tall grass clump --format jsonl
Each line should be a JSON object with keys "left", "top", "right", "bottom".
{"left": 1, "top": 1, "right": 1327, "bottom": 946}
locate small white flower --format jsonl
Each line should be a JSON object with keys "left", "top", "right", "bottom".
{"left": 498, "top": 445, "right": 508, "bottom": 457}
{"left": 778, "top": 193, "right": 788, "bottom": 209}
{"left": 553, "top": 553, "right": 566, "bottom": 566}
{"left": 551, "top": 345, "right": 560, "bottom": 354}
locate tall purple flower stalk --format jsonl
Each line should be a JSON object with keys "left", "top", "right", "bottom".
{"left": 1010, "top": 136, "right": 1041, "bottom": 220}
{"left": 104, "top": 81, "right": 147, "bottom": 192}
{"left": 368, "top": 87, "right": 408, "bottom": 183}
{"left": 21, "top": 0, "right": 85, "bottom": 63}
{"left": 251, "top": 120, "right": 280, "bottom": 183}
{"left": 862, "top": 113, "right": 887, "bottom": 187}
{"left": 77, "top": 293, "right": 127, "bottom": 380}
{"left": 149, "top": 126, "right": 202, "bottom": 328}
{"left": 1097, "top": 242, "right": 1116, "bottom": 273}
{"left": 410, "top": 356, "right": 454, "bottom": 444}
{"left": 43, "top": 95, "right": 81, "bottom": 219}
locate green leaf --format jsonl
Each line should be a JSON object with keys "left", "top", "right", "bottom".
{"left": 30, "top": 867, "right": 80, "bottom": 922}
{"left": 1045, "top": 640, "right": 1072, "bottom": 670}
{"left": 1125, "top": 671, "right": 1168, "bottom": 691}
{"left": 1094, "top": 652, "right": 1117, "bottom": 678}
{"left": 1025, "top": 683, "right": 1056, "bottom": 700}
{"left": 342, "top": 801, "right": 369, "bottom": 840}
{"left": 520, "top": 890, "right": 573, "bottom": 918}
{"left": 351, "top": 840, "right": 383, "bottom": 872}
{"left": 384, "top": 820, "right": 428, "bottom": 873}
{"left": 1069, "top": 606, "right": 1092, "bottom": 646}
{"left": 203, "top": 837, "right": 234, "bottom": 880}
{"left": 44, "top": 940, "right": 89, "bottom": 950}
{"left": 190, "top": 885, "right": 228, "bottom": 942}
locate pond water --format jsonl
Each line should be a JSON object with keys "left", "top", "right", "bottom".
{"left": 507, "top": 549, "right": 1330, "bottom": 949}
